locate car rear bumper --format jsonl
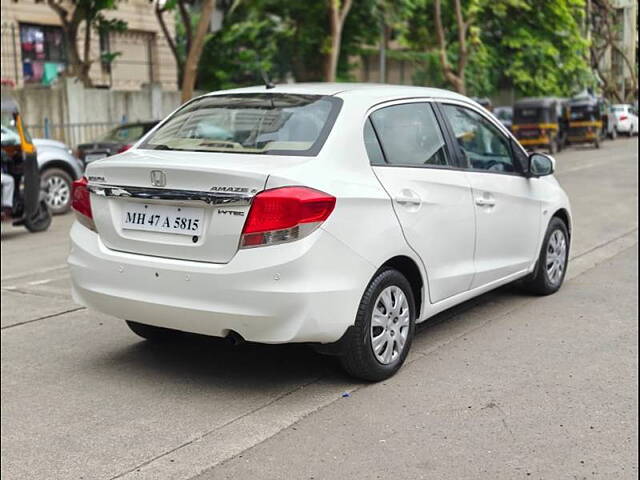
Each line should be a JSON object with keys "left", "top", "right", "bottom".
{"left": 68, "top": 222, "right": 375, "bottom": 344}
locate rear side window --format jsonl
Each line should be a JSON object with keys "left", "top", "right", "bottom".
{"left": 368, "top": 103, "right": 450, "bottom": 167}
{"left": 140, "top": 93, "right": 342, "bottom": 156}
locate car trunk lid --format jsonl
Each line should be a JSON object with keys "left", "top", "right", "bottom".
{"left": 85, "top": 150, "right": 294, "bottom": 263}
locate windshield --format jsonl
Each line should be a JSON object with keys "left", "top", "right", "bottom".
{"left": 570, "top": 104, "right": 597, "bottom": 120}
{"left": 140, "top": 93, "right": 342, "bottom": 156}
{"left": 514, "top": 107, "right": 544, "bottom": 123}
{"left": 100, "top": 125, "right": 146, "bottom": 143}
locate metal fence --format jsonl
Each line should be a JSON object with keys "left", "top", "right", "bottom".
{"left": 25, "top": 120, "right": 122, "bottom": 148}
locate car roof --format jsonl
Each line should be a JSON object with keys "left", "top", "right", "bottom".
{"left": 200, "top": 82, "right": 472, "bottom": 103}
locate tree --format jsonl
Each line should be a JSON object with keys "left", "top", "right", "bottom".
{"left": 589, "top": 0, "right": 637, "bottom": 102}
{"left": 324, "top": 0, "right": 354, "bottom": 81}
{"left": 405, "top": 0, "right": 590, "bottom": 98}
{"left": 35, "top": 0, "right": 127, "bottom": 87}
{"left": 405, "top": 0, "right": 488, "bottom": 94}
{"left": 154, "top": 0, "right": 223, "bottom": 102}
{"left": 433, "top": 0, "right": 472, "bottom": 93}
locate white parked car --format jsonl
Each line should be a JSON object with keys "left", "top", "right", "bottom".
{"left": 612, "top": 104, "right": 639, "bottom": 136}
{"left": 68, "top": 84, "right": 572, "bottom": 381}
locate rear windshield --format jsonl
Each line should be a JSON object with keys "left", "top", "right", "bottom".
{"left": 139, "top": 93, "right": 342, "bottom": 156}
{"left": 100, "top": 125, "right": 148, "bottom": 143}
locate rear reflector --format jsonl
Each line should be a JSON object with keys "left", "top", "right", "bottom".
{"left": 241, "top": 186, "right": 336, "bottom": 248}
{"left": 72, "top": 176, "right": 96, "bottom": 231}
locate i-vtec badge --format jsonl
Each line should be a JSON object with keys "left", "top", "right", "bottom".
{"left": 210, "top": 186, "right": 258, "bottom": 194}
{"left": 217, "top": 209, "right": 245, "bottom": 216}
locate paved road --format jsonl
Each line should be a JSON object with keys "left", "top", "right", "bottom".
{"left": 1, "top": 138, "right": 637, "bottom": 480}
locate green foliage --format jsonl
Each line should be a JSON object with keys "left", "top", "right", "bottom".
{"left": 402, "top": 0, "right": 590, "bottom": 97}
{"left": 182, "top": 0, "right": 592, "bottom": 97}
{"left": 482, "top": 0, "right": 590, "bottom": 97}
{"left": 197, "top": 9, "right": 294, "bottom": 91}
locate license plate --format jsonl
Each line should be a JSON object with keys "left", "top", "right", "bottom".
{"left": 85, "top": 153, "right": 108, "bottom": 163}
{"left": 121, "top": 203, "right": 204, "bottom": 236}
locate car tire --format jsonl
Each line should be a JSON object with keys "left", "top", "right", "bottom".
{"left": 125, "top": 320, "right": 178, "bottom": 342}
{"left": 24, "top": 199, "right": 52, "bottom": 232}
{"left": 340, "top": 268, "right": 416, "bottom": 381}
{"left": 41, "top": 168, "right": 73, "bottom": 215}
{"left": 521, "top": 217, "right": 569, "bottom": 296}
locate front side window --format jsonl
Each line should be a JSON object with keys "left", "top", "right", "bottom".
{"left": 441, "top": 104, "right": 516, "bottom": 173}
{"left": 140, "top": 94, "right": 342, "bottom": 156}
{"left": 368, "top": 103, "right": 450, "bottom": 167}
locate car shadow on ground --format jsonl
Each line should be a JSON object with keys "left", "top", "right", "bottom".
{"left": 87, "top": 282, "right": 534, "bottom": 392}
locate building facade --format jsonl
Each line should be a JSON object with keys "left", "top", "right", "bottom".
{"left": 1, "top": 0, "right": 178, "bottom": 91}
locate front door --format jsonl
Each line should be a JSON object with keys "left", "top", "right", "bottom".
{"left": 439, "top": 103, "right": 541, "bottom": 288}
{"left": 366, "top": 101, "right": 476, "bottom": 303}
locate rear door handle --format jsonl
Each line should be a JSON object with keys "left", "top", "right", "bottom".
{"left": 395, "top": 190, "right": 422, "bottom": 206}
{"left": 475, "top": 195, "right": 495, "bottom": 207}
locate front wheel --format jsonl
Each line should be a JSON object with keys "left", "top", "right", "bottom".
{"left": 521, "top": 217, "right": 569, "bottom": 295}
{"left": 340, "top": 268, "right": 416, "bottom": 381}
{"left": 41, "top": 168, "right": 73, "bottom": 214}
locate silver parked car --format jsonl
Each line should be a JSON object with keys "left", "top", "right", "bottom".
{"left": 34, "top": 138, "right": 84, "bottom": 214}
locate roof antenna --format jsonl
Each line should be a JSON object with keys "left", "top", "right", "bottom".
{"left": 260, "top": 69, "right": 275, "bottom": 90}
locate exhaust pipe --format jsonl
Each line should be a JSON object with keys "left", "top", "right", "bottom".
{"left": 225, "top": 330, "right": 245, "bottom": 346}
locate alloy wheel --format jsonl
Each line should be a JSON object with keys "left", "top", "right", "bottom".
{"left": 546, "top": 229, "right": 567, "bottom": 286}
{"left": 370, "top": 285, "right": 410, "bottom": 365}
{"left": 44, "top": 175, "right": 71, "bottom": 210}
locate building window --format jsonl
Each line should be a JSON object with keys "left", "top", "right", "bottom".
{"left": 19, "top": 23, "right": 66, "bottom": 85}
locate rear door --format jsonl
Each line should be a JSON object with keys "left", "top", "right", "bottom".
{"left": 367, "top": 101, "right": 476, "bottom": 303}
{"left": 438, "top": 102, "right": 541, "bottom": 288}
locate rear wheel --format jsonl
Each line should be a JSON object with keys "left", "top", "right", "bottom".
{"left": 340, "top": 268, "right": 415, "bottom": 381}
{"left": 521, "top": 217, "right": 569, "bottom": 295}
{"left": 24, "top": 200, "right": 51, "bottom": 232}
{"left": 125, "top": 320, "right": 178, "bottom": 342}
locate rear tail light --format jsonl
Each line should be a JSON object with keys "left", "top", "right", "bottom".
{"left": 72, "top": 177, "right": 96, "bottom": 231}
{"left": 620, "top": 115, "right": 628, "bottom": 121}
{"left": 116, "top": 144, "right": 132, "bottom": 154}
{"left": 241, "top": 186, "right": 336, "bottom": 248}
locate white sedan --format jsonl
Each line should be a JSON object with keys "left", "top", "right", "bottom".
{"left": 612, "top": 104, "right": 639, "bottom": 136}
{"left": 68, "top": 84, "right": 572, "bottom": 381}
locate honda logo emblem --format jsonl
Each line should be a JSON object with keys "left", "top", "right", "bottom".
{"left": 150, "top": 170, "right": 166, "bottom": 187}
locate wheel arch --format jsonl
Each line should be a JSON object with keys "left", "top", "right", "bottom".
{"left": 40, "top": 160, "right": 80, "bottom": 181}
{"left": 551, "top": 208, "right": 572, "bottom": 239}
{"left": 378, "top": 255, "right": 425, "bottom": 319}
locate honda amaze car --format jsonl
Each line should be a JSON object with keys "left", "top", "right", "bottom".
{"left": 68, "top": 84, "right": 571, "bottom": 381}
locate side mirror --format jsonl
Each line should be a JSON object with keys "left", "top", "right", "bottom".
{"left": 528, "top": 152, "right": 555, "bottom": 177}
